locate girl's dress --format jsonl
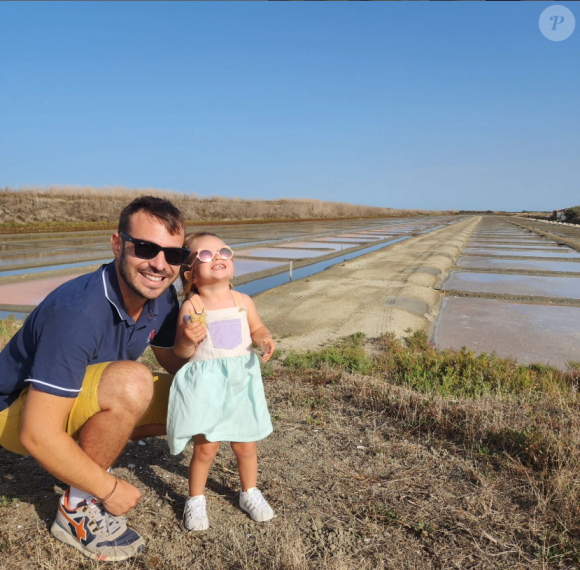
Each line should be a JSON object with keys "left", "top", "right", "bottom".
{"left": 167, "top": 291, "right": 273, "bottom": 455}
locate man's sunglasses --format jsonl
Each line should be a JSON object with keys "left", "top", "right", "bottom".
{"left": 120, "top": 232, "right": 190, "bottom": 266}
{"left": 193, "top": 247, "right": 234, "bottom": 264}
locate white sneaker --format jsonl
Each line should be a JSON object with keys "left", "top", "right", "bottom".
{"left": 239, "top": 488, "right": 274, "bottom": 522}
{"left": 184, "top": 496, "right": 209, "bottom": 531}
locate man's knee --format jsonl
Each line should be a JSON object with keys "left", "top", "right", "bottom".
{"left": 98, "top": 361, "right": 154, "bottom": 416}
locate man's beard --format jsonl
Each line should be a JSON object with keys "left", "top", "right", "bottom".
{"left": 118, "top": 250, "right": 175, "bottom": 301}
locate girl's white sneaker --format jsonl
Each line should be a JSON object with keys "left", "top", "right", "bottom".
{"left": 184, "top": 495, "right": 209, "bottom": 531}
{"left": 239, "top": 488, "right": 274, "bottom": 522}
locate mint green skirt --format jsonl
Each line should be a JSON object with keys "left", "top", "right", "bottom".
{"left": 167, "top": 352, "right": 273, "bottom": 455}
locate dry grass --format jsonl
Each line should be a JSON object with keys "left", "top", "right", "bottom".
{"left": 0, "top": 187, "right": 428, "bottom": 233}
{"left": 2, "top": 326, "right": 580, "bottom": 568}
{"left": 0, "top": 316, "right": 22, "bottom": 349}
{"left": 282, "top": 332, "right": 580, "bottom": 566}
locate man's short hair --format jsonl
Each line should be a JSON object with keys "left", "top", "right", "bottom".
{"left": 118, "top": 196, "right": 186, "bottom": 236}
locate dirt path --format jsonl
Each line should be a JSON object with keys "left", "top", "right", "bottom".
{"left": 256, "top": 217, "right": 480, "bottom": 353}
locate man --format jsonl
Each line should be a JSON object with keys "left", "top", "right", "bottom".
{"left": 0, "top": 196, "right": 189, "bottom": 561}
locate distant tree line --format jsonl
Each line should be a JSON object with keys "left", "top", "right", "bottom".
{"left": 457, "top": 210, "right": 507, "bottom": 214}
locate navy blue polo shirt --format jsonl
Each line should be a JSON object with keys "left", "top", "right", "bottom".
{"left": 0, "top": 262, "right": 179, "bottom": 412}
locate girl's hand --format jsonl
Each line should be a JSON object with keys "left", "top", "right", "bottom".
{"left": 184, "top": 320, "right": 207, "bottom": 346}
{"left": 260, "top": 337, "right": 276, "bottom": 363}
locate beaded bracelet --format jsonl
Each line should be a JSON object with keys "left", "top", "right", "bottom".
{"left": 98, "top": 477, "right": 118, "bottom": 502}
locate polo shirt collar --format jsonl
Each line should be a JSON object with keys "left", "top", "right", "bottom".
{"left": 102, "top": 262, "right": 159, "bottom": 325}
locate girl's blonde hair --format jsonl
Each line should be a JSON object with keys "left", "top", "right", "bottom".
{"left": 180, "top": 232, "right": 234, "bottom": 299}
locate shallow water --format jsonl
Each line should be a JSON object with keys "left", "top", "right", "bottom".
{"left": 464, "top": 248, "right": 580, "bottom": 258}
{"left": 274, "top": 242, "right": 344, "bottom": 251}
{"left": 432, "top": 216, "right": 580, "bottom": 369}
{"left": 0, "top": 261, "right": 285, "bottom": 307}
{"left": 238, "top": 236, "right": 409, "bottom": 296}
{"left": 456, "top": 257, "right": 580, "bottom": 273}
{"left": 442, "top": 272, "right": 580, "bottom": 299}
{"left": 235, "top": 248, "right": 327, "bottom": 259}
{"left": 0, "top": 274, "right": 84, "bottom": 305}
{"left": 473, "top": 229, "right": 533, "bottom": 233}
{"left": 233, "top": 259, "right": 287, "bottom": 276}
{"left": 0, "top": 258, "right": 112, "bottom": 278}
{"left": 0, "top": 243, "right": 70, "bottom": 252}
{"left": 472, "top": 233, "right": 549, "bottom": 237}
{"left": 468, "top": 238, "right": 559, "bottom": 244}
{"left": 466, "top": 243, "right": 562, "bottom": 249}
{"left": 0, "top": 311, "right": 29, "bottom": 320}
{"left": 433, "top": 297, "right": 580, "bottom": 368}
{"left": 338, "top": 234, "right": 384, "bottom": 240}
{"left": 0, "top": 233, "right": 419, "bottom": 310}
{"left": 0, "top": 216, "right": 455, "bottom": 270}
{"left": 365, "top": 228, "right": 411, "bottom": 234}
{"left": 315, "top": 237, "right": 375, "bottom": 243}
{"left": 0, "top": 250, "right": 102, "bottom": 267}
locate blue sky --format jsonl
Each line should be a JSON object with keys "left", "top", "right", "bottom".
{"left": 0, "top": 2, "right": 578, "bottom": 211}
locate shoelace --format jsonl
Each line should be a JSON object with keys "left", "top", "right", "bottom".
{"left": 245, "top": 491, "right": 268, "bottom": 511}
{"left": 86, "top": 500, "right": 127, "bottom": 535}
{"left": 188, "top": 499, "right": 206, "bottom": 519}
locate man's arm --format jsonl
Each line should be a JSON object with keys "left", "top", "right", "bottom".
{"left": 20, "top": 387, "right": 140, "bottom": 515}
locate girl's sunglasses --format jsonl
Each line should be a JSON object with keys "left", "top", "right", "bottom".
{"left": 120, "top": 232, "right": 190, "bottom": 266}
{"left": 194, "top": 246, "right": 234, "bottom": 263}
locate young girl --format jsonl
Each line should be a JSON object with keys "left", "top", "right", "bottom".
{"left": 167, "top": 232, "right": 276, "bottom": 531}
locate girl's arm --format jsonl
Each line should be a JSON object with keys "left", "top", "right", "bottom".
{"left": 174, "top": 299, "right": 207, "bottom": 359}
{"left": 242, "top": 293, "right": 276, "bottom": 362}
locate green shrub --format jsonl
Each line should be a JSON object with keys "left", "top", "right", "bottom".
{"left": 284, "top": 333, "right": 374, "bottom": 375}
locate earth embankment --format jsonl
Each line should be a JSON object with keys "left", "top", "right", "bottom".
{"left": 256, "top": 217, "right": 480, "bottom": 352}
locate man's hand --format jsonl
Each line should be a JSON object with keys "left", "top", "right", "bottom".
{"left": 102, "top": 479, "right": 142, "bottom": 515}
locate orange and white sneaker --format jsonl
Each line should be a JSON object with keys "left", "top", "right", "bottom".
{"left": 50, "top": 488, "right": 145, "bottom": 561}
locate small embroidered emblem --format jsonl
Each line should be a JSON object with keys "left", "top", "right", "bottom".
{"left": 148, "top": 329, "right": 156, "bottom": 343}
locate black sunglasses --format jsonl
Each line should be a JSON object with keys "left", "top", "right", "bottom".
{"left": 120, "top": 232, "right": 190, "bottom": 266}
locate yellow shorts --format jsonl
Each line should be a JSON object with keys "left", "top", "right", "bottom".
{"left": 0, "top": 362, "right": 173, "bottom": 456}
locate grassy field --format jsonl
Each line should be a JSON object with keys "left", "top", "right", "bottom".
{"left": 0, "top": 187, "right": 433, "bottom": 233}
{"left": 2, "top": 320, "right": 580, "bottom": 568}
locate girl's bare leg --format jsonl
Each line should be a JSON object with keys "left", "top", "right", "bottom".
{"left": 230, "top": 441, "right": 258, "bottom": 491}
{"left": 189, "top": 435, "right": 220, "bottom": 496}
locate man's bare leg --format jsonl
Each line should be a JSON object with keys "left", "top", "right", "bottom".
{"left": 78, "top": 361, "right": 155, "bottom": 470}
{"left": 130, "top": 423, "right": 166, "bottom": 440}
{"left": 50, "top": 360, "right": 150, "bottom": 559}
